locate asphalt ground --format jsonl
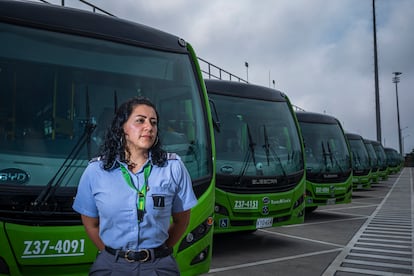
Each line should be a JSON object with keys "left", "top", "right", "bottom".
{"left": 205, "top": 167, "right": 413, "bottom": 276}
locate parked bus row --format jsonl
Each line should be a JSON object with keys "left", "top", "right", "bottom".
{"left": 206, "top": 80, "right": 401, "bottom": 223}
{"left": 345, "top": 133, "right": 404, "bottom": 190}
{"left": 0, "top": 1, "right": 405, "bottom": 275}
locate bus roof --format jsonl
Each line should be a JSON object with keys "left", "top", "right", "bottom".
{"left": 345, "top": 132, "right": 363, "bottom": 140}
{"left": 0, "top": 0, "right": 188, "bottom": 53}
{"left": 204, "top": 79, "right": 287, "bottom": 102}
{"left": 295, "top": 111, "right": 339, "bottom": 125}
{"left": 363, "top": 138, "right": 377, "bottom": 144}
{"left": 370, "top": 140, "right": 384, "bottom": 147}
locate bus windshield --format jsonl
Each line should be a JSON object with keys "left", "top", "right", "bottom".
{"left": 364, "top": 141, "right": 379, "bottom": 169}
{"left": 300, "top": 122, "right": 350, "bottom": 175}
{"left": 0, "top": 22, "right": 210, "bottom": 190}
{"left": 211, "top": 94, "right": 303, "bottom": 179}
{"left": 372, "top": 143, "right": 387, "bottom": 168}
{"left": 348, "top": 139, "right": 370, "bottom": 172}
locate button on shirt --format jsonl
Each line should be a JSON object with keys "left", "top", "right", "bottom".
{"left": 72, "top": 155, "right": 197, "bottom": 250}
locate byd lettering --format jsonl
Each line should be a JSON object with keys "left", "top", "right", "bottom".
{"left": 0, "top": 168, "right": 30, "bottom": 184}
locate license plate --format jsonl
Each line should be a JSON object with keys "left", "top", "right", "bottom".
{"left": 256, "top": 217, "right": 273, "bottom": 228}
{"left": 326, "top": 198, "right": 336, "bottom": 205}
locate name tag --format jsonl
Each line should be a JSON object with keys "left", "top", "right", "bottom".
{"left": 152, "top": 195, "right": 165, "bottom": 208}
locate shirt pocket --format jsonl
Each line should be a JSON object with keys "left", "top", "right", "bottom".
{"left": 147, "top": 186, "right": 174, "bottom": 219}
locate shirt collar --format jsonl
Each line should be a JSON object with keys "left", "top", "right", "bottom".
{"left": 115, "top": 151, "right": 153, "bottom": 171}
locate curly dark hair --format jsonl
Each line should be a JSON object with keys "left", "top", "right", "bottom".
{"left": 99, "top": 97, "right": 167, "bottom": 170}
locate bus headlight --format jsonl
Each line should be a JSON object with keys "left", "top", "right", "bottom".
{"left": 185, "top": 232, "right": 194, "bottom": 243}
{"left": 178, "top": 216, "right": 213, "bottom": 252}
{"left": 190, "top": 246, "right": 210, "bottom": 265}
{"left": 214, "top": 204, "right": 229, "bottom": 215}
{"left": 293, "top": 194, "right": 304, "bottom": 209}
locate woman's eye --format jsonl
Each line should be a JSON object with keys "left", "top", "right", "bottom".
{"left": 137, "top": 118, "right": 145, "bottom": 124}
{"left": 151, "top": 120, "right": 158, "bottom": 126}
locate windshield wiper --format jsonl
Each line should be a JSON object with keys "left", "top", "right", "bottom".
{"left": 33, "top": 89, "right": 96, "bottom": 208}
{"left": 262, "top": 125, "right": 287, "bottom": 177}
{"left": 327, "top": 142, "right": 344, "bottom": 174}
{"left": 237, "top": 123, "right": 256, "bottom": 182}
{"left": 268, "top": 144, "right": 287, "bottom": 178}
{"left": 85, "top": 87, "right": 93, "bottom": 159}
{"left": 321, "top": 141, "right": 328, "bottom": 169}
{"left": 262, "top": 125, "right": 270, "bottom": 166}
{"left": 247, "top": 124, "right": 256, "bottom": 166}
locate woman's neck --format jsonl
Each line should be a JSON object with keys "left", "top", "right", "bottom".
{"left": 127, "top": 150, "right": 149, "bottom": 173}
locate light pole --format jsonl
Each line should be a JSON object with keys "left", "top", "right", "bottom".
{"left": 373, "top": 0, "right": 381, "bottom": 143}
{"left": 402, "top": 134, "right": 410, "bottom": 155}
{"left": 245, "top": 62, "right": 249, "bottom": 83}
{"left": 392, "top": 72, "right": 402, "bottom": 154}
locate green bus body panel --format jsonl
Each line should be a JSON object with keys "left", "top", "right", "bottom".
{"left": 4, "top": 224, "right": 96, "bottom": 265}
{"left": 370, "top": 168, "right": 380, "bottom": 183}
{"left": 378, "top": 167, "right": 390, "bottom": 180}
{"left": 352, "top": 172, "right": 372, "bottom": 190}
{"left": 174, "top": 179, "right": 214, "bottom": 275}
{"left": 213, "top": 177, "right": 306, "bottom": 234}
{"left": 0, "top": 223, "right": 96, "bottom": 275}
{"left": 304, "top": 178, "right": 352, "bottom": 207}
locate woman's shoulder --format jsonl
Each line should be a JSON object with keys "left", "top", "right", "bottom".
{"left": 84, "top": 156, "right": 106, "bottom": 172}
{"left": 166, "top": 152, "right": 186, "bottom": 165}
{"left": 166, "top": 152, "right": 178, "bottom": 160}
{"left": 155, "top": 152, "right": 182, "bottom": 170}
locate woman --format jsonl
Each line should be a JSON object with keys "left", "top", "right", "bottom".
{"left": 73, "top": 97, "right": 197, "bottom": 275}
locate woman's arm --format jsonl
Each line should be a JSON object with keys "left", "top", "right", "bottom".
{"left": 81, "top": 215, "right": 105, "bottom": 251}
{"left": 165, "top": 209, "right": 191, "bottom": 248}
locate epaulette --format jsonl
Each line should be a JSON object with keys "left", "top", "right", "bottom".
{"left": 89, "top": 156, "right": 102, "bottom": 164}
{"left": 167, "top": 152, "right": 177, "bottom": 160}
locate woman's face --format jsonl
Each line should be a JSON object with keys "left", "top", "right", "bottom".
{"left": 123, "top": 104, "right": 158, "bottom": 152}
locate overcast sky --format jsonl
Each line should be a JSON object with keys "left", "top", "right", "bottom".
{"left": 49, "top": 0, "right": 414, "bottom": 155}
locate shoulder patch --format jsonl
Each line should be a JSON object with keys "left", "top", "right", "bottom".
{"left": 89, "top": 156, "right": 102, "bottom": 164}
{"left": 167, "top": 153, "right": 177, "bottom": 160}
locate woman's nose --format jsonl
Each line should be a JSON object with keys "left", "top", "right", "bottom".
{"left": 144, "top": 120, "right": 154, "bottom": 131}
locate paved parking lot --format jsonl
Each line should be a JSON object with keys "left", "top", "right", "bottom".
{"left": 205, "top": 168, "right": 413, "bottom": 276}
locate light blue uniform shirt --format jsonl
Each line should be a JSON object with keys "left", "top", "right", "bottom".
{"left": 72, "top": 154, "right": 197, "bottom": 250}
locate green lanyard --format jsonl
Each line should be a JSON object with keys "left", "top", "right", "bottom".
{"left": 120, "top": 162, "right": 152, "bottom": 222}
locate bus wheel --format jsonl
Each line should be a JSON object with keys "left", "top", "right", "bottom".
{"left": 305, "top": 206, "right": 318, "bottom": 215}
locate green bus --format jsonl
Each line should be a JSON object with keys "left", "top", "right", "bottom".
{"left": 205, "top": 79, "right": 306, "bottom": 233}
{"left": 296, "top": 112, "right": 352, "bottom": 212}
{"left": 362, "top": 138, "right": 380, "bottom": 184}
{"left": 345, "top": 132, "right": 372, "bottom": 190}
{"left": 384, "top": 147, "right": 402, "bottom": 174}
{"left": 371, "top": 140, "right": 389, "bottom": 181}
{"left": 0, "top": 1, "right": 214, "bottom": 275}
